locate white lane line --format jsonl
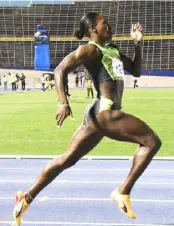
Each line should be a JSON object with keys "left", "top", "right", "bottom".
{"left": 1, "top": 196, "right": 174, "bottom": 203}
{"left": 0, "top": 179, "right": 174, "bottom": 185}
{"left": 0, "top": 221, "right": 170, "bottom": 226}
{"left": 0, "top": 167, "right": 174, "bottom": 172}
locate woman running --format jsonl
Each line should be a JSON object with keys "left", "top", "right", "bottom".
{"left": 13, "top": 12, "right": 162, "bottom": 225}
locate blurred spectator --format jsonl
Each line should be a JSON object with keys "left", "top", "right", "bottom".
{"left": 134, "top": 79, "right": 138, "bottom": 89}
{"left": 85, "top": 69, "right": 94, "bottom": 98}
{"left": 21, "top": 73, "right": 26, "bottom": 90}
{"left": 11, "top": 73, "right": 17, "bottom": 91}
{"left": 45, "top": 76, "right": 52, "bottom": 91}
{"left": 3, "top": 74, "right": 7, "bottom": 90}
{"left": 79, "top": 71, "right": 84, "bottom": 88}
{"left": 8, "top": 73, "right": 11, "bottom": 86}
{"left": 43, "top": 72, "right": 55, "bottom": 91}
{"left": 41, "top": 74, "right": 46, "bottom": 91}
{"left": 79, "top": 71, "right": 85, "bottom": 89}
{"left": 15, "top": 73, "right": 21, "bottom": 90}
{"left": 75, "top": 73, "right": 79, "bottom": 88}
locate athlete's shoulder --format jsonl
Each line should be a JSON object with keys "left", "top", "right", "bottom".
{"left": 75, "top": 43, "right": 99, "bottom": 59}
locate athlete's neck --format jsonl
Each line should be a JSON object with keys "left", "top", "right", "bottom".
{"left": 90, "top": 37, "right": 107, "bottom": 46}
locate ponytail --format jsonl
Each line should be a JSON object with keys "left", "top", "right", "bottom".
{"left": 74, "top": 29, "right": 84, "bottom": 40}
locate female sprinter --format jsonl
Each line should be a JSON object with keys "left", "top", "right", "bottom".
{"left": 13, "top": 12, "right": 162, "bottom": 225}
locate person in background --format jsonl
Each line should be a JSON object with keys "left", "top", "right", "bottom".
{"left": 21, "top": 73, "right": 26, "bottom": 91}
{"left": 45, "top": 76, "right": 52, "bottom": 91}
{"left": 79, "top": 71, "right": 84, "bottom": 88}
{"left": 79, "top": 71, "right": 85, "bottom": 90}
{"left": 8, "top": 73, "right": 11, "bottom": 89}
{"left": 11, "top": 73, "right": 17, "bottom": 92}
{"left": 75, "top": 73, "right": 79, "bottom": 88}
{"left": 3, "top": 74, "right": 8, "bottom": 91}
{"left": 85, "top": 69, "right": 94, "bottom": 98}
{"left": 43, "top": 73, "right": 55, "bottom": 91}
{"left": 41, "top": 74, "right": 46, "bottom": 91}
{"left": 16, "top": 73, "right": 21, "bottom": 90}
{"left": 133, "top": 79, "right": 138, "bottom": 89}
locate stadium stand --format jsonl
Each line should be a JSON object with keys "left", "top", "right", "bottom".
{"left": 0, "top": 0, "right": 173, "bottom": 72}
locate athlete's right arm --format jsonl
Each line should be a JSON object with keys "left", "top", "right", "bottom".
{"left": 54, "top": 44, "right": 97, "bottom": 127}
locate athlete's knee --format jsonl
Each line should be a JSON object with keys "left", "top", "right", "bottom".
{"left": 154, "top": 134, "right": 162, "bottom": 151}
{"left": 148, "top": 133, "right": 162, "bottom": 152}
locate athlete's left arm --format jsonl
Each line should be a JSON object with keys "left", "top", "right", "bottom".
{"left": 119, "top": 23, "right": 143, "bottom": 77}
{"left": 120, "top": 43, "right": 142, "bottom": 77}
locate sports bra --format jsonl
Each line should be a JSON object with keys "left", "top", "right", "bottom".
{"left": 88, "top": 41, "right": 124, "bottom": 83}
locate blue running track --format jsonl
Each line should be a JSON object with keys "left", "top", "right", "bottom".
{"left": 0, "top": 159, "right": 174, "bottom": 226}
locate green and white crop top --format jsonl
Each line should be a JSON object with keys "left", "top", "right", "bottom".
{"left": 88, "top": 41, "right": 124, "bottom": 84}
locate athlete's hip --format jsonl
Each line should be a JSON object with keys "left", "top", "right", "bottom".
{"left": 83, "top": 96, "right": 121, "bottom": 124}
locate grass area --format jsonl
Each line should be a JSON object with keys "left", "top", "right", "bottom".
{"left": 0, "top": 88, "right": 174, "bottom": 156}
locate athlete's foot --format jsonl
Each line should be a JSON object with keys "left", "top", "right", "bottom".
{"left": 110, "top": 189, "right": 136, "bottom": 219}
{"left": 13, "top": 191, "right": 30, "bottom": 225}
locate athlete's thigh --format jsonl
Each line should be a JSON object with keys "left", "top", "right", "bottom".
{"left": 64, "top": 123, "right": 103, "bottom": 163}
{"left": 96, "top": 110, "right": 156, "bottom": 146}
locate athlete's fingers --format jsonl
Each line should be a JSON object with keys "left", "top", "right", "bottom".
{"left": 58, "top": 115, "right": 67, "bottom": 127}
{"left": 137, "top": 25, "right": 142, "bottom": 31}
{"left": 136, "top": 23, "right": 141, "bottom": 29}
{"left": 55, "top": 112, "right": 60, "bottom": 120}
{"left": 132, "top": 24, "right": 136, "bottom": 31}
{"left": 57, "top": 115, "right": 63, "bottom": 127}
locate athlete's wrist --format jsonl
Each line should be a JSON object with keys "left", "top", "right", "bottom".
{"left": 59, "top": 104, "right": 69, "bottom": 107}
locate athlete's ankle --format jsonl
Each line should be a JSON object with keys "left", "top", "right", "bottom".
{"left": 118, "top": 187, "right": 130, "bottom": 195}
{"left": 25, "top": 192, "right": 34, "bottom": 204}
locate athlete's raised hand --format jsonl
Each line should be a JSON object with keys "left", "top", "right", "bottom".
{"left": 131, "top": 23, "right": 143, "bottom": 42}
